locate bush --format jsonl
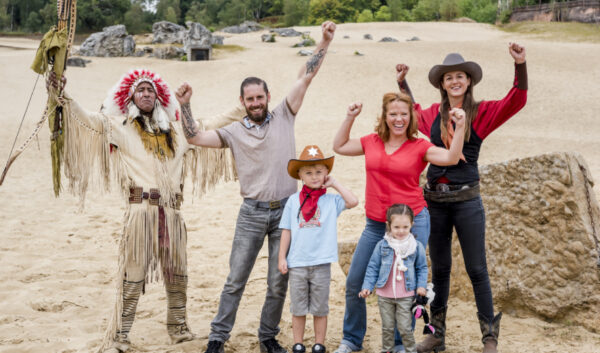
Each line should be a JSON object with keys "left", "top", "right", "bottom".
{"left": 308, "top": 0, "right": 357, "bottom": 24}
{"left": 412, "top": 0, "right": 441, "bottom": 21}
{"left": 357, "top": 9, "right": 374, "bottom": 22}
{"left": 500, "top": 9, "right": 512, "bottom": 24}
{"left": 284, "top": 0, "right": 310, "bottom": 26}
{"left": 440, "top": 0, "right": 460, "bottom": 20}
{"left": 459, "top": 0, "right": 497, "bottom": 24}
{"left": 374, "top": 5, "right": 392, "bottom": 21}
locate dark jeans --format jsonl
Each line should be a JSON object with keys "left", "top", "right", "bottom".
{"left": 209, "top": 199, "right": 289, "bottom": 343}
{"left": 427, "top": 195, "right": 494, "bottom": 319}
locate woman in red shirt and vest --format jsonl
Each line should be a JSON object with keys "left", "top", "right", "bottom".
{"left": 395, "top": 43, "right": 527, "bottom": 353}
{"left": 332, "top": 93, "right": 466, "bottom": 353}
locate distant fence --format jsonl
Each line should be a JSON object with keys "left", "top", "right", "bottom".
{"left": 511, "top": 0, "right": 600, "bottom": 22}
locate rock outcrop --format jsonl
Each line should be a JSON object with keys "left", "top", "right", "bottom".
{"left": 152, "top": 21, "right": 186, "bottom": 44}
{"left": 222, "top": 20, "right": 263, "bottom": 33}
{"left": 338, "top": 152, "right": 600, "bottom": 332}
{"left": 78, "top": 25, "right": 135, "bottom": 57}
{"left": 270, "top": 27, "right": 302, "bottom": 37}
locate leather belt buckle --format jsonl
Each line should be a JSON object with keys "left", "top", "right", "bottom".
{"left": 129, "top": 187, "right": 143, "bottom": 203}
{"left": 149, "top": 188, "right": 161, "bottom": 206}
{"left": 436, "top": 183, "right": 450, "bottom": 193}
{"left": 269, "top": 200, "right": 281, "bottom": 209}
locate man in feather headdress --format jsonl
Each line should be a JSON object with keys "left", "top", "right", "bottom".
{"left": 47, "top": 69, "right": 243, "bottom": 353}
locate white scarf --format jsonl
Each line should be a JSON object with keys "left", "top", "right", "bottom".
{"left": 383, "top": 232, "right": 417, "bottom": 297}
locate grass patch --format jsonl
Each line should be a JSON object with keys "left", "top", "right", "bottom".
{"left": 497, "top": 21, "right": 600, "bottom": 43}
{"left": 213, "top": 44, "right": 245, "bottom": 52}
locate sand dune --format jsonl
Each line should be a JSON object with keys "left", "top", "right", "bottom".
{"left": 1, "top": 22, "right": 599, "bottom": 352}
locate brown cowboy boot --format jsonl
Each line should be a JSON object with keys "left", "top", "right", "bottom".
{"left": 417, "top": 306, "right": 447, "bottom": 353}
{"left": 477, "top": 312, "right": 502, "bottom": 353}
{"left": 165, "top": 274, "right": 194, "bottom": 344}
{"left": 105, "top": 279, "right": 144, "bottom": 352}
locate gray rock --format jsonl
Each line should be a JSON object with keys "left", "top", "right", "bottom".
{"left": 152, "top": 46, "right": 185, "bottom": 60}
{"left": 261, "top": 33, "right": 276, "bottom": 43}
{"left": 363, "top": 34, "right": 372, "bottom": 40}
{"left": 270, "top": 27, "right": 302, "bottom": 37}
{"left": 143, "top": 46, "right": 153, "bottom": 54}
{"left": 79, "top": 25, "right": 136, "bottom": 57}
{"left": 211, "top": 35, "right": 224, "bottom": 45}
{"left": 343, "top": 35, "right": 350, "bottom": 39}
{"left": 338, "top": 152, "right": 600, "bottom": 334}
{"left": 66, "top": 57, "right": 89, "bottom": 67}
{"left": 222, "top": 20, "right": 263, "bottom": 34}
{"left": 152, "top": 21, "right": 186, "bottom": 44}
{"left": 379, "top": 37, "right": 399, "bottom": 42}
{"left": 133, "top": 50, "right": 145, "bottom": 57}
{"left": 298, "top": 49, "right": 313, "bottom": 56}
{"left": 292, "top": 39, "right": 314, "bottom": 48}
{"left": 406, "top": 36, "right": 420, "bottom": 41}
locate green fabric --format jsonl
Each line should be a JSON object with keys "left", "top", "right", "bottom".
{"left": 31, "top": 26, "right": 68, "bottom": 75}
{"left": 31, "top": 26, "right": 69, "bottom": 196}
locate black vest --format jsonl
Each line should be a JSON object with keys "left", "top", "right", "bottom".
{"left": 427, "top": 113, "right": 482, "bottom": 185}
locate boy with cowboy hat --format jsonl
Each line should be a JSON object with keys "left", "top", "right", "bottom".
{"left": 278, "top": 145, "right": 358, "bottom": 353}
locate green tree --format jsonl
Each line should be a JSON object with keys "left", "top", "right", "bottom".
{"left": 374, "top": 4, "right": 391, "bottom": 21}
{"left": 124, "top": 0, "right": 148, "bottom": 33}
{"left": 388, "top": 0, "right": 413, "bottom": 21}
{"left": 283, "top": 0, "right": 309, "bottom": 25}
{"left": 39, "top": 2, "right": 57, "bottom": 30}
{"left": 186, "top": 2, "right": 212, "bottom": 24}
{"left": 459, "top": 0, "right": 497, "bottom": 23}
{"left": 440, "top": 0, "right": 460, "bottom": 20}
{"left": 357, "top": 9, "right": 374, "bottom": 22}
{"left": 412, "top": 0, "right": 440, "bottom": 21}
{"left": 157, "top": 0, "right": 181, "bottom": 23}
{"left": 24, "top": 10, "right": 41, "bottom": 31}
{"left": 308, "top": 0, "right": 357, "bottom": 24}
{"left": 217, "top": 0, "right": 250, "bottom": 25}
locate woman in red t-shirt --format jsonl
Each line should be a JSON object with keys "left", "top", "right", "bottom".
{"left": 331, "top": 93, "right": 465, "bottom": 353}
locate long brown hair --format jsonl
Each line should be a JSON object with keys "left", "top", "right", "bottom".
{"left": 439, "top": 73, "right": 480, "bottom": 142}
{"left": 375, "top": 93, "right": 418, "bottom": 142}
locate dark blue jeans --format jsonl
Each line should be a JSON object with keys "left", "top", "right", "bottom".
{"left": 427, "top": 196, "right": 494, "bottom": 319}
{"left": 341, "top": 208, "right": 430, "bottom": 351}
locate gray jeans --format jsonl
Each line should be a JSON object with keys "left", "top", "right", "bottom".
{"left": 378, "top": 296, "right": 416, "bottom": 353}
{"left": 209, "top": 199, "right": 289, "bottom": 343}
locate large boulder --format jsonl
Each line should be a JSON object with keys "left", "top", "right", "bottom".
{"left": 222, "top": 20, "right": 263, "bottom": 34}
{"left": 78, "top": 25, "right": 135, "bottom": 57}
{"left": 152, "top": 21, "right": 186, "bottom": 44}
{"left": 338, "top": 152, "right": 600, "bottom": 332}
{"left": 270, "top": 27, "right": 303, "bottom": 37}
{"left": 152, "top": 46, "right": 185, "bottom": 60}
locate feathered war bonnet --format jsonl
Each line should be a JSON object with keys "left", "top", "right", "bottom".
{"left": 101, "top": 69, "right": 180, "bottom": 131}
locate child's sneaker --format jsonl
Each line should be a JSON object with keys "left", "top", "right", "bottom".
{"left": 293, "top": 343, "right": 306, "bottom": 353}
{"left": 312, "top": 343, "right": 326, "bottom": 353}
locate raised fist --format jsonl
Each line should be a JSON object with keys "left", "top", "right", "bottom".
{"left": 347, "top": 102, "right": 362, "bottom": 119}
{"left": 176, "top": 82, "right": 193, "bottom": 105}
{"left": 396, "top": 64, "right": 409, "bottom": 83}
{"left": 508, "top": 42, "right": 526, "bottom": 64}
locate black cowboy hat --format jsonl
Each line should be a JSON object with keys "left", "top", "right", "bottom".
{"left": 428, "top": 53, "right": 482, "bottom": 89}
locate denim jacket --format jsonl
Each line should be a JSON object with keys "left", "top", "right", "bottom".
{"left": 361, "top": 238, "right": 428, "bottom": 293}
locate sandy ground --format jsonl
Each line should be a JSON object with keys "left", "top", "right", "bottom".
{"left": 1, "top": 22, "right": 600, "bottom": 352}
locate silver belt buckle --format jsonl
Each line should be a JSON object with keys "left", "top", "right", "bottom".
{"left": 436, "top": 183, "right": 450, "bottom": 192}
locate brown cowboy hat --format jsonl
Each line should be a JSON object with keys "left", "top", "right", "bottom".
{"left": 428, "top": 53, "right": 482, "bottom": 88}
{"left": 287, "top": 145, "right": 334, "bottom": 180}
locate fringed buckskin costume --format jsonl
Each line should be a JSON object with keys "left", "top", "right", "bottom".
{"left": 56, "top": 69, "right": 243, "bottom": 352}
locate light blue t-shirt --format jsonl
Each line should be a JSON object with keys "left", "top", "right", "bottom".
{"left": 279, "top": 192, "right": 346, "bottom": 268}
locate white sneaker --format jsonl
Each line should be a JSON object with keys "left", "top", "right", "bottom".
{"left": 333, "top": 343, "right": 353, "bottom": 353}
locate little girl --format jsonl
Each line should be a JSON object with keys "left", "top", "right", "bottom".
{"left": 359, "top": 204, "right": 428, "bottom": 353}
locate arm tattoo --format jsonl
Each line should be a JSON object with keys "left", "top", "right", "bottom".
{"left": 180, "top": 103, "right": 199, "bottom": 139}
{"left": 306, "top": 49, "right": 325, "bottom": 74}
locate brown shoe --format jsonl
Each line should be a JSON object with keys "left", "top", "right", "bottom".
{"left": 478, "top": 312, "right": 502, "bottom": 353}
{"left": 416, "top": 306, "right": 446, "bottom": 353}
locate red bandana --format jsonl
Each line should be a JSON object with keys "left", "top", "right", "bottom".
{"left": 299, "top": 185, "right": 326, "bottom": 222}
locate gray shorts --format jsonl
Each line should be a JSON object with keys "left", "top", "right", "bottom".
{"left": 288, "top": 263, "right": 331, "bottom": 316}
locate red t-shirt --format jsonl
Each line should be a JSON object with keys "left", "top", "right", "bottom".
{"left": 360, "top": 134, "right": 433, "bottom": 222}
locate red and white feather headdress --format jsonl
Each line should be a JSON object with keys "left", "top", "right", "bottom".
{"left": 102, "top": 69, "right": 179, "bottom": 122}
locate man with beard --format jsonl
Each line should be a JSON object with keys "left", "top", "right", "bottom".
{"left": 46, "top": 69, "right": 244, "bottom": 353}
{"left": 175, "top": 21, "right": 337, "bottom": 353}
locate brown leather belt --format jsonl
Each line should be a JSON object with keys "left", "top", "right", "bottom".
{"left": 423, "top": 183, "right": 480, "bottom": 203}
{"left": 129, "top": 187, "right": 183, "bottom": 210}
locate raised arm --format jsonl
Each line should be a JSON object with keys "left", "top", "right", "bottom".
{"left": 323, "top": 175, "right": 359, "bottom": 209}
{"left": 176, "top": 83, "right": 223, "bottom": 148}
{"left": 286, "top": 21, "right": 336, "bottom": 115}
{"left": 333, "top": 102, "right": 364, "bottom": 156}
{"left": 424, "top": 108, "right": 466, "bottom": 166}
